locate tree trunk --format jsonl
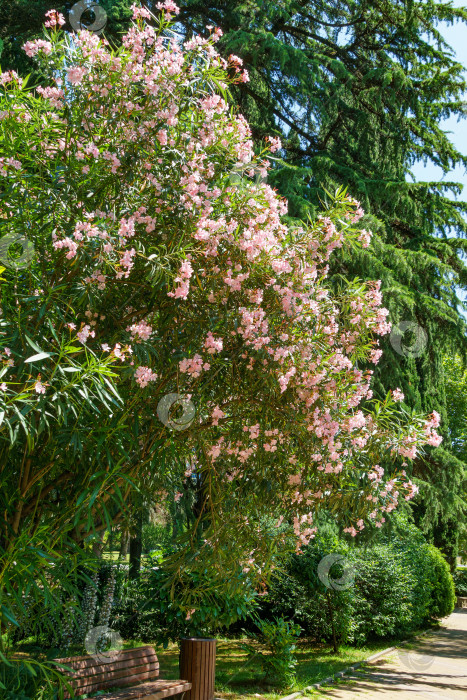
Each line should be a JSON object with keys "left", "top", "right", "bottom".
{"left": 119, "top": 530, "right": 130, "bottom": 559}
{"left": 107, "top": 528, "right": 114, "bottom": 555}
{"left": 129, "top": 510, "right": 143, "bottom": 580}
{"left": 325, "top": 590, "right": 338, "bottom": 653}
{"left": 92, "top": 531, "right": 106, "bottom": 558}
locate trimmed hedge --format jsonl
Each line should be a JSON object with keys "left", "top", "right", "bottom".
{"left": 423, "top": 544, "right": 456, "bottom": 617}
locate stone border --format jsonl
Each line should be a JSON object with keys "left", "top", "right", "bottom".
{"left": 279, "top": 628, "right": 434, "bottom": 698}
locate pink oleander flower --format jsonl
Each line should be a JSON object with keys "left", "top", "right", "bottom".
{"left": 211, "top": 405, "right": 225, "bottom": 426}
{"left": 36, "top": 85, "right": 64, "bottom": 108}
{"left": 427, "top": 410, "right": 441, "bottom": 428}
{"left": 44, "top": 10, "right": 66, "bottom": 27}
{"left": 267, "top": 136, "right": 282, "bottom": 152}
{"left": 0, "top": 71, "right": 19, "bottom": 86}
{"left": 247, "top": 423, "right": 260, "bottom": 439}
{"left": 157, "top": 129, "right": 168, "bottom": 145}
{"left": 53, "top": 236, "right": 78, "bottom": 259}
{"left": 228, "top": 54, "right": 243, "bottom": 68}
{"left": 426, "top": 432, "right": 443, "bottom": 447}
{"left": 67, "top": 67, "right": 86, "bottom": 85}
{"left": 156, "top": 0, "right": 180, "bottom": 15}
{"left": 392, "top": 388, "right": 405, "bottom": 402}
{"left": 77, "top": 324, "right": 95, "bottom": 344}
{"left": 179, "top": 354, "right": 209, "bottom": 377}
{"left": 369, "top": 348, "right": 383, "bottom": 364}
{"left": 34, "top": 381, "right": 46, "bottom": 394}
{"left": 134, "top": 366, "right": 158, "bottom": 388}
{"left": 358, "top": 229, "right": 372, "bottom": 248}
{"left": 168, "top": 260, "right": 193, "bottom": 299}
{"left": 23, "top": 39, "right": 52, "bottom": 57}
{"left": 344, "top": 526, "right": 358, "bottom": 537}
{"left": 131, "top": 3, "right": 152, "bottom": 19}
{"left": 204, "top": 332, "right": 223, "bottom": 354}
{"left": 128, "top": 321, "right": 153, "bottom": 342}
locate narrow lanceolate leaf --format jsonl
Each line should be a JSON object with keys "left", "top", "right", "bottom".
{"left": 25, "top": 352, "right": 53, "bottom": 363}
{"left": 24, "top": 334, "right": 45, "bottom": 354}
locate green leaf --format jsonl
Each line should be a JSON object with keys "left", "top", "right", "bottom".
{"left": 1, "top": 605, "right": 19, "bottom": 627}
{"left": 24, "top": 334, "right": 44, "bottom": 354}
{"left": 25, "top": 352, "right": 52, "bottom": 363}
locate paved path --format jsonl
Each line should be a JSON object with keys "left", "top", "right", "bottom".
{"left": 318, "top": 609, "right": 467, "bottom": 699}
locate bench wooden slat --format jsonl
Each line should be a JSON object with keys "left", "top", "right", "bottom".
{"left": 70, "top": 668, "right": 163, "bottom": 694}
{"left": 93, "top": 680, "right": 192, "bottom": 700}
{"left": 60, "top": 657, "right": 159, "bottom": 683}
{"left": 57, "top": 645, "right": 156, "bottom": 670}
{"left": 71, "top": 661, "right": 159, "bottom": 691}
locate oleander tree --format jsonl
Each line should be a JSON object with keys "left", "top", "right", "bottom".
{"left": 0, "top": 3, "right": 443, "bottom": 649}
{"left": 2, "top": 0, "right": 467, "bottom": 569}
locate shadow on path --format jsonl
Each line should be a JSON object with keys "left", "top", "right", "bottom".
{"left": 319, "top": 609, "right": 467, "bottom": 699}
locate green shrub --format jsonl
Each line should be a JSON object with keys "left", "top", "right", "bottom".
{"left": 259, "top": 519, "right": 455, "bottom": 648}
{"left": 390, "top": 522, "right": 433, "bottom": 628}
{"left": 350, "top": 544, "right": 417, "bottom": 644}
{"left": 241, "top": 617, "right": 301, "bottom": 688}
{"left": 423, "top": 544, "right": 456, "bottom": 618}
{"left": 260, "top": 532, "right": 353, "bottom": 647}
{"left": 261, "top": 569, "right": 348, "bottom": 644}
{"left": 453, "top": 568, "right": 467, "bottom": 596}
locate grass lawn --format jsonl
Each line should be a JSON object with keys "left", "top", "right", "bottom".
{"left": 124, "top": 637, "right": 395, "bottom": 700}
{"left": 101, "top": 551, "right": 160, "bottom": 566}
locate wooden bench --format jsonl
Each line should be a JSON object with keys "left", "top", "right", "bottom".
{"left": 55, "top": 645, "right": 192, "bottom": 700}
